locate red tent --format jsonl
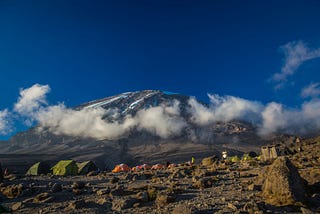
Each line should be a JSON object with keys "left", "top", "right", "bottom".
{"left": 112, "top": 163, "right": 130, "bottom": 173}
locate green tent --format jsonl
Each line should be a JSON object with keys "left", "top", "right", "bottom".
{"left": 229, "top": 156, "right": 240, "bottom": 163}
{"left": 26, "top": 162, "right": 51, "bottom": 176}
{"left": 77, "top": 161, "right": 98, "bottom": 175}
{"left": 51, "top": 160, "right": 78, "bottom": 176}
{"left": 242, "top": 154, "right": 253, "bottom": 161}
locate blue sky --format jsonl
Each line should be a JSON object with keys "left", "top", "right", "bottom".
{"left": 1, "top": 1, "right": 320, "bottom": 139}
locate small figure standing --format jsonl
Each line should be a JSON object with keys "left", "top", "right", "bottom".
{"left": 4, "top": 168, "right": 8, "bottom": 176}
{"left": 191, "top": 156, "right": 195, "bottom": 165}
{"left": 222, "top": 151, "right": 228, "bottom": 159}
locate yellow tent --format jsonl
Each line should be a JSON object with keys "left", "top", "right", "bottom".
{"left": 26, "top": 161, "right": 51, "bottom": 176}
{"left": 51, "top": 160, "right": 78, "bottom": 176}
{"left": 229, "top": 156, "right": 240, "bottom": 163}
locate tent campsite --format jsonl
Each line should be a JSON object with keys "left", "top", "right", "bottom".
{"left": 112, "top": 164, "right": 130, "bottom": 173}
{"left": 151, "top": 164, "right": 165, "bottom": 170}
{"left": 51, "top": 160, "right": 78, "bottom": 176}
{"left": 26, "top": 162, "right": 51, "bottom": 176}
{"left": 77, "top": 161, "right": 98, "bottom": 175}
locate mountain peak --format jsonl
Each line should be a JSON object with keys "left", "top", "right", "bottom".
{"left": 76, "top": 90, "right": 188, "bottom": 116}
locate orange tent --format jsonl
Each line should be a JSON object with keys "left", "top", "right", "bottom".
{"left": 112, "top": 164, "right": 131, "bottom": 173}
{"left": 151, "top": 164, "right": 164, "bottom": 170}
{"left": 132, "top": 164, "right": 150, "bottom": 172}
{"left": 140, "top": 164, "right": 151, "bottom": 170}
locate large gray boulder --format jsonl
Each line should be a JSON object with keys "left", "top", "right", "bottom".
{"left": 262, "top": 156, "right": 306, "bottom": 206}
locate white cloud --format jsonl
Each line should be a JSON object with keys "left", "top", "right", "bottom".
{"left": 136, "top": 101, "right": 187, "bottom": 138}
{"left": 4, "top": 83, "right": 320, "bottom": 139}
{"left": 10, "top": 84, "right": 187, "bottom": 140}
{"left": 36, "top": 100, "right": 186, "bottom": 140}
{"left": 188, "top": 94, "right": 262, "bottom": 125}
{"left": 11, "top": 84, "right": 136, "bottom": 140}
{"left": 259, "top": 102, "right": 287, "bottom": 136}
{"left": 9, "top": 84, "right": 189, "bottom": 139}
{"left": 272, "top": 41, "right": 320, "bottom": 88}
{"left": 301, "top": 82, "right": 320, "bottom": 98}
{"left": 0, "top": 109, "right": 11, "bottom": 135}
{"left": 14, "top": 84, "right": 50, "bottom": 125}
{"left": 258, "top": 99, "right": 320, "bottom": 136}
{"left": 188, "top": 97, "right": 215, "bottom": 125}
{"left": 208, "top": 94, "right": 263, "bottom": 123}
{"left": 299, "top": 99, "right": 320, "bottom": 133}
{"left": 188, "top": 93, "right": 320, "bottom": 136}
{"left": 36, "top": 104, "right": 136, "bottom": 140}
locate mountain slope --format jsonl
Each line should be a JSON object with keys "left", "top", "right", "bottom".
{"left": 0, "top": 90, "right": 284, "bottom": 172}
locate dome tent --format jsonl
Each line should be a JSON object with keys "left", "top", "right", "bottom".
{"left": 112, "top": 164, "right": 130, "bottom": 173}
{"left": 77, "top": 161, "right": 98, "bottom": 175}
{"left": 26, "top": 161, "right": 51, "bottom": 176}
{"left": 51, "top": 160, "right": 78, "bottom": 176}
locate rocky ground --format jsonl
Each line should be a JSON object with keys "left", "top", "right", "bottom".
{"left": 0, "top": 139, "right": 319, "bottom": 214}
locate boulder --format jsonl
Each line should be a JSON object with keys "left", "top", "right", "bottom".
{"left": 147, "top": 187, "right": 158, "bottom": 201}
{"left": 201, "top": 156, "right": 218, "bottom": 166}
{"left": 127, "top": 181, "right": 148, "bottom": 191}
{"left": 33, "top": 192, "right": 54, "bottom": 203}
{"left": 11, "top": 202, "right": 23, "bottom": 211}
{"left": 262, "top": 157, "right": 306, "bottom": 206}
{"left": 155, "top": 192, "right": 175, "bottom": 207}
{"left": 112, "top": 197, "right": 137, "bottom": 211}
{"left": 110, "top": 188, "right": 134, "bottom": 197}
{"left": 2, "top": 184, "right": 23, "bottom": 199}
{"left": 134, "top": 191, "right": 149, "bottom": 202}
{"left": 193, "top": 167, "right": 209, "bottom": 177}
{"left": 193, "top": 177, "right": 216, "bottom": 189}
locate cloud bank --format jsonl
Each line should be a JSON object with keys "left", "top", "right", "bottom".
{"left": 37, "top": 105, "right": 136, "bottom": 140}
{"left": 9, "top": 84, "right": 187, "bottom": 140}
{"left": 1, "top": 80, "right": 320, "bottom": 139}
{"left": 188, "top": 95, "right": 263, "bottom": 125}
{"left": 36, "top": 102, "right": 187, "bottom": 140}
{"left": 272, "top": 41, "right": 320, "bottom": 89}
{"left": 260, "top": 99, "right": 320, "bottom": 135}
{"left": 188, "top": 94, "right": 320, "bottom": 136}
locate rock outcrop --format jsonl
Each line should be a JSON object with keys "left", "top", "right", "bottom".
{"left": 262, "top": 156, "right": 306, "bottom": 206}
